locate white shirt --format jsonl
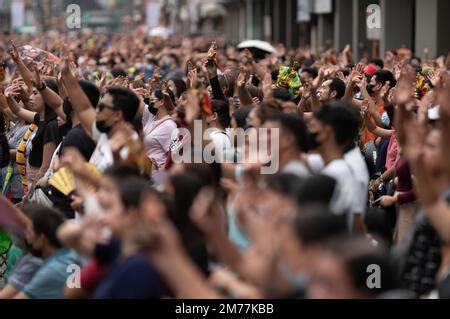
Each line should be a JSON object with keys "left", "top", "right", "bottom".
{"left": 321, "top": 159, "right": 356, "bottom": 218}
{"left": 307, "top": 148, "right": 369, "bottom": 230}
{"left": 88, "top": 122, "right": 113, "bottom": 172}
{"left": 209, "top": 130, "right": 234, "bottom": 163}
{"left": 307, "top": 148, "right": 369, "bottom": 215}
{"left": 344, "top": 147, "right": 370, "bottom": 215}
{"left": 282, "top": 160, "right": 311, "bottom": 179}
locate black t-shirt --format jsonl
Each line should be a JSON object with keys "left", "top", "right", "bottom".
{"left": 28, "top": 114, "right": 60, "bottom": 168}
{"left": 60, "top": 124, "right": 96, "bottom": 161}
{"left": 46, "top": 124, "right": 96, "bottom": 219}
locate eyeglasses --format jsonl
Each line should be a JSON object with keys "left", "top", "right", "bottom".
{"left": 97, "top": 102, "right": 119, "bottom": 112}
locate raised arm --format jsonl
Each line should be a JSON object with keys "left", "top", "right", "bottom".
{"left": 205, "top": 42, "right": 228, "bottom": 103}
{"left": 0, "top": 91, "right": 14, "bottom": 121}
{"left": 344, "top": 63, "right": 364, "bottom": 101}
{"left": 32, "top": 67, "right": 65, "bottom": 120}
{"left": 60, "top": 49, "right": 96, "bottom": 138}
{"left": 236, "top": 66, "right": 253, "bottom": 107}
{"left": 4, "top": 83, "right": 36, "bottom": 124}
{"left": 147, "top": 219, "right": 223, "bottom": 298}
{"left": 403, "top": 124, "right": 450, "bottom": 241}
{"left": 435, "top": 71, "right": 450, "bottom": 179}
{"left": 8, "top": 40, "right": 34, "bottom": 91}
{"left": 362, "top": 103, "right": 393, "bottom": 139}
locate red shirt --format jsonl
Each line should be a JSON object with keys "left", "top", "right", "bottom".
{"left": 80, "top": 259, "right": 108, "bottom": 293}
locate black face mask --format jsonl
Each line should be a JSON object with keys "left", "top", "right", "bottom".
{"left": 306, "top": 131, "right": 321, "bottom": 151}
{"left": 96, "top": 120, "right": 112, "bottom": 134}
{"left": 366, "top": 84, "right": 376, "bottom": 95}
{"left": 25, "top": 241, "right": 43, "bottom": 258}
{"left": 147, "top": 101, "right": 158, "bottom": 115}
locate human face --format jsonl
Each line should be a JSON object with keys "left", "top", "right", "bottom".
{"left": 307, "top": 252, "right": 364, "bottom": 299}
{"left": 29, "top": 88, "right": 44, "bottom": 113}
{"left": 56, "top": 115, "right": 66, "bottom": 127}
{"left": 301, "top": 71, "right": 313, "bottom": 83}
{"left": 368, "top": 75, "right": 382, "bottom": 95}
{"left": 168, "top": 80, "right": 177, "bottom": 97}
{"left": 247, "top": 107, "right": 262, "bottom": 129}
{"left": 316, "top": 80, "right": 333, "bottom": 103}
{"left": 96, "top": 94, "right": 121, "bottom": 130}
{"left": 138, "top": 195, "right": 166, "bottom": 223}
{"left": 96, "top": 176, "right": 126, "bottom": 235}
{"left": 25, "top": 223, "right": 45, "bottom": 258}
{"left": 423, "top": 129, "right": 444, "bottom": 176}
{"left": 308, "top": 117, "right": 329, "bottom": 151}
{"left": 150, "top": 92, "right": 164, "bottom": 110}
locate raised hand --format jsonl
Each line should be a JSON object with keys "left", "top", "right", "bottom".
{"left": 393, "top": 62, "right": 402, "bottom": 80}
{"left": 343, "top": 44, "right": 351, "bottom": 55}
{"left": 161, "top": 80, "right": 169, "bottom": 96}
{"left": 60, "top": 147, "right": 87, "bottom": 176}
{"left": 4, "top": 83, "right": 21, "bottom": 99}
{"left": 400, "top": 104, "right": 425, "bottom": 163}
{"left": 133, "top": 87, "right": 148, "bottom": 100}
{"left": 31, "top": 67, "right": 42, "bottom": 88}
{"left": 18, "top": 82, "right": 30, "bottom": 102}
{"left": 109, "top": 122, "right": 135, "bottom": 154}
{"left": 360, "top": 99, "right": 369, "bottom": 118}
{"left": 337, "top": 71, "right": 346, "bottom": 83}
{"left": 95, "top": 71, "right": 107, "bottom": 91}
{"left": 69, "top": 61, "right": 79, "bottom": 79}
{"left": 207, "top": 41, "right": 218, "bottom": 63}
{"left": 379, "top": 82, "right": 391, "bottom": 101}
{"left": 262, "top": 72, "right": 273, "bottom": 97}
{"left": 349, "top": 62, "right": 364, "bottom": 83}
{"left": 427, "top": 69, "right": 440, "bottom": 87}
{"left": 9, "top": 40, "right": 21, "bottom": 63}
{"left": 148, "top": 67, "right": 162, "bottom": 93}
{"left": 354, "top": 73, "right": 367, "bottom": 89}
{"left": 435, "top": 70, "right": 450, "bottom": 120}
{"left": 395, "top": 66, "right": 416, "bottom": 105}
{"left": 236, "top": 66, "right": 249, "bottom": 88}
{"left": 59, "top": 46, "right": 73, "bottom": 80}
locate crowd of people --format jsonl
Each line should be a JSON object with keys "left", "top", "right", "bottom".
{"left": 0, "top": 28, "right": 450, "bottom": 299}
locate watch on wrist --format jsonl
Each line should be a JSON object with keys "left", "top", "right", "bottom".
{"left": 37, "top": 81, "right": 46, "bottom": 91}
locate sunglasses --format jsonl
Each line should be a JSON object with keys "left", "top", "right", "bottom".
{"left": 97, "top": 102, "right": 119, "bottom": 112}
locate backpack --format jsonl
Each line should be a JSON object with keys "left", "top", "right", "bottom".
{"left": 0, "top": 133, "right": 10, "bottom": 168}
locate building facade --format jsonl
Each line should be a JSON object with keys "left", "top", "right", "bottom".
{"left": 221, "top": 0, "right": 450, "bottom": 59}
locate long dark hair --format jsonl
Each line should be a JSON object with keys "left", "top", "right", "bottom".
{"left": 32, "top": 79, "right": 58, "bottom": 143}
{"left": 42, "top": 79, "right": 58, "bottom": 122}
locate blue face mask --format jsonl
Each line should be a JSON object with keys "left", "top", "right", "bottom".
{"left": 227, "top": 204, "right": 249, "bottom": 250}
{"left": 163, "top": 58, "right": 172, "bottom": 69}
{"left": 277, "top": 261, "right": 309, "bottom": 291}
{"left": 381, "top": 111, "right": 390, "bottom": 128}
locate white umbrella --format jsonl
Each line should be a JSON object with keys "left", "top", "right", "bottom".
{"left": 237, "top": 40, "right": 276, "bottom": 54}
